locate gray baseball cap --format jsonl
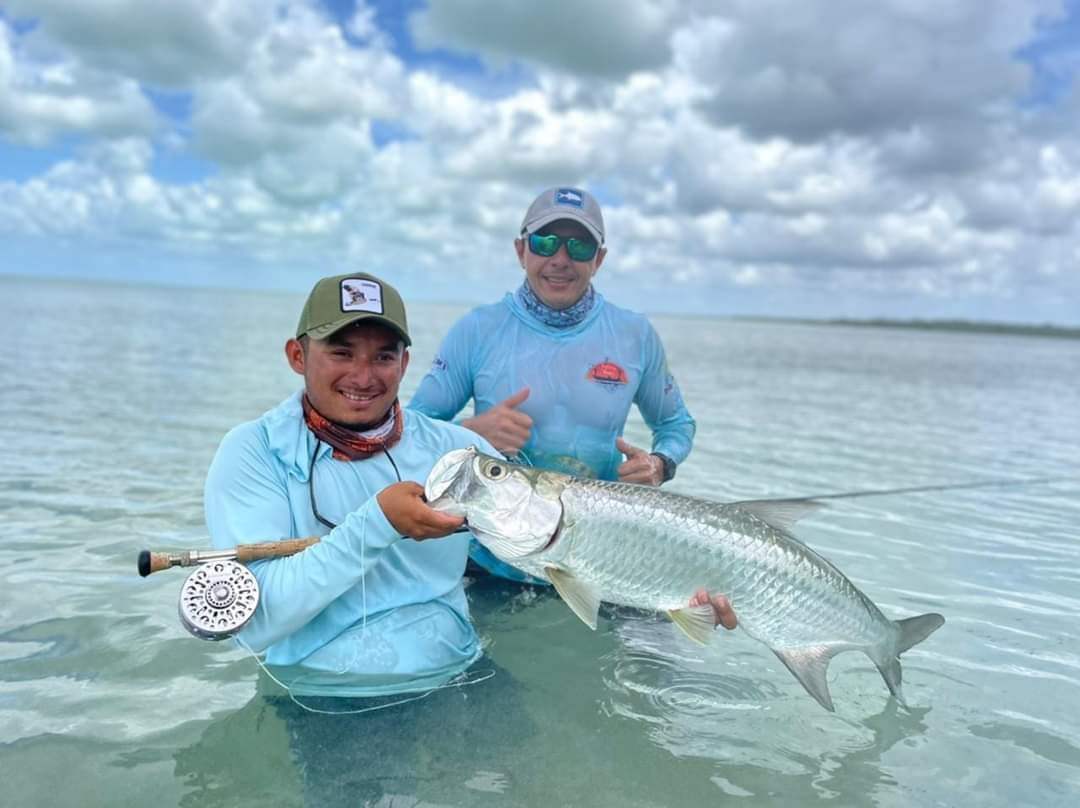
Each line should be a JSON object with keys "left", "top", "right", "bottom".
{"left": 295, "top": 272, "right": 411, "bottom": 345}
{"left": 520, "top": 187, "right": 605, "bottom": 244}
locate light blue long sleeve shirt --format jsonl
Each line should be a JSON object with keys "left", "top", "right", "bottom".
{"left": 408, "top": 290, "right": 695, "bottom": 582}
{"left": 409, "top": 290, "right": 695, "bottom": 479}
{"left": 204, "top": 392, "right": 497, "bottom": 697}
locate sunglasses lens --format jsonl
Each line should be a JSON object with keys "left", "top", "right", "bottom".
{"left": 528, "top": 233, "right": 560, "bottom": 257}
{"left": 566, "top": 238, "right": 598, "bottom": 261}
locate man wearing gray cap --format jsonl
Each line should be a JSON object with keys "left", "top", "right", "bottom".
{"left": 203, "top": 272, "right": 501, "bottom": 697}
{"left": 409, "top": 187, "right": 697, "bottom": 582}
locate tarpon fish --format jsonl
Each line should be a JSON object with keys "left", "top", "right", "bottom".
{"left": 425, "top": 447, "right": 945, "bottom": 712}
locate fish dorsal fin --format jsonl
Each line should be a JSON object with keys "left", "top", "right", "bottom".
{"left": 546, "top": 566, "right": 600, "bottom": 630}
{"left": 733, "top": 499, "right": 823, "bottom": 533}
{"left": 773, "top": 645, "right": 839, "bottom": 712}
{"left": 668, "top": 605, "right": 717, "bottom": 645}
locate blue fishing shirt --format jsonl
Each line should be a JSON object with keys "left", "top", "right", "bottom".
{"left": 408, "top": 290, "right": 695, "bottom": 580}
{"left": 204, "top": 391, "right": 497, "bottom": 697}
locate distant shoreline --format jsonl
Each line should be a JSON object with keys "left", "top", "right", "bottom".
{"left": 730, "top": 316, "right": 1080, "bottom": 340}
{"left": 3, "top": 273, "right": 1077, "bottom": 337}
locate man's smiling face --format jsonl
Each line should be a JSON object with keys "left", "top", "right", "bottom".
{"left": 286, "top": 321, "right": 409, "bottom": 428}
{"left": 516, "top": 219, "right": 606, "bottom": 310}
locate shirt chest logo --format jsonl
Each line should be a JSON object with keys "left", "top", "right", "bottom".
{"left": 586, "top": 360, "right": 629, "bottom": 387}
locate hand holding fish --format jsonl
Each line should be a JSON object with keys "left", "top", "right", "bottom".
{"left": 615, "top": 438, "right": 664, "bottom": 486}
{"left": 463, "top": 387, "right": 533, "bottom": 455}
{"left": 377, "top": 481, "right": 465, "bottom": 540}
{"left": 690, "top": 589, "right": 738, "bottom": 630}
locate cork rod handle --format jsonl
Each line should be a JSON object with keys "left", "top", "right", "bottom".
{"left": 137, "top": 537, "right": 322, "bottom": 577}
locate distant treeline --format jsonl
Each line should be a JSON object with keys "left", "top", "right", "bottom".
{"left": 732, "top": 316, "right": 1080, "bottom": 339}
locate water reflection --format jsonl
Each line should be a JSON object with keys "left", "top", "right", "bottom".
{"left": 600, "top": 612, "right": 935, "bottom": 802}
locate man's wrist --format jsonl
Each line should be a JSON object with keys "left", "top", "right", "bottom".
{"left": 650, "top": 452, "right": 676, "bottom": 483}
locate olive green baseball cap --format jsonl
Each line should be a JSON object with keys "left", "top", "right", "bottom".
{"left": 295, "top": 273, "right": 411, "bottom": 345}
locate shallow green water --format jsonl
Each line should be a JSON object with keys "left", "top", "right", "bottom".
{"left": 1, "top": 275, "right": 1078, "bottom": 807}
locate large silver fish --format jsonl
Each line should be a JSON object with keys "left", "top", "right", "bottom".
{"left": 425, "top": 447, "right": 945, "bottom": 711}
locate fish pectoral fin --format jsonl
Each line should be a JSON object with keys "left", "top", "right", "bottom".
{"left": 773, "top": 646, "right": 839, "bottom": 712}
{"left": 667, "top": 605, "right": 717, "bottom": 645}
{"left": 545, "top": 567, "right": 600, "bottom": 630}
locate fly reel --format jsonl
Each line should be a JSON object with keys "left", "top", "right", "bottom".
{"left": 139, "top": 537, "right": 320, "bottom": 641}
{"left": 178, "top": 560, "right": 260, "bottom": 641}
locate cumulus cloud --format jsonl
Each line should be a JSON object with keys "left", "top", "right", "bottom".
{"left": 183, "top": 2, "right": 407, "bottom": 203}
{"left": 677, "top": 0, "right": 1061, "bottom": 144}
{"left": 0, "top": 0, "right": 1078, "bottom": 322}
{"left": 0, "top": 23, "right": 158, "bottom": 145}
{"left": 409, "top": 0, "right": 683, "bottom": 78}
{"left": 3, "top": 0, "right": 267, "bottom": 88}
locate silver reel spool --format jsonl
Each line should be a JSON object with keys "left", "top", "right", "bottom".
{"left": 178, "top": 559, "right": 260, "bottom": 641}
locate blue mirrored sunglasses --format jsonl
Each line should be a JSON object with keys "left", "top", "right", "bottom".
{"left": 527, "top": 232, "right": 599, "bottom": 262}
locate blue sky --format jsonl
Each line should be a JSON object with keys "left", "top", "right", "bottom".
{"left": 2, "top": 0, "right": 1079, "bottom": 324}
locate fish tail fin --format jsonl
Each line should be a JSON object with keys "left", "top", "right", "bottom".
{"left": 896, "top": 613, "right": 945, "bottom": 654}
{"left": 873, "top": 612, "right": 946, "bottom": 707}
{"left": 873, "top": 656, "right": 905, "bottom": 706}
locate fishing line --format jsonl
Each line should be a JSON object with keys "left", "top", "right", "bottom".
{"left": 787, "top": 475, "right": 1075, "bottom": 504}
{"left": 236, "top": 636, "right": 494, "bottom": 715}
{"left": 231, "top": 501, "right": 494, "bottom": 716}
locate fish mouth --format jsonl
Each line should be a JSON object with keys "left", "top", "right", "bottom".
{"left": 424, "top": 447, "right": 477, "bottom": 506}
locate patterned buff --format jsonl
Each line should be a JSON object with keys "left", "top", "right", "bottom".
{"left": 302, "top": 395, "right": 403, "bottom": 460}
{"left": 516, "top": 280, "right": 596, "bottom": 328}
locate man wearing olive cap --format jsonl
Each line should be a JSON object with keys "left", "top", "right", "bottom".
{"left": 203, "top": 272, "right": 500, "bottom": 696}
{"left": 204, "top": 270, "right": 732, "bottom": 700}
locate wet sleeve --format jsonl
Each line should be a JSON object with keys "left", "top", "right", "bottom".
{"left": 635, "top": 322, "right": 696, "bottom": 465}
{"left": 407, "top": 316, "right": 476, "bottom": 421}
{"left": 203, "top": 425, "right": 400, "bottom": 652}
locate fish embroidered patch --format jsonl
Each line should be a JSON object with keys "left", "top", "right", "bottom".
{"left": 586, "top": 361, "right": 628, "bottom": 386}
{"left": 555, "top": 188, "right": 584, "bottom": 207}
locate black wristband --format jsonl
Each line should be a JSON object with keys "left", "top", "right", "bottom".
{"left": 651, "top": 452, "right": 676, "bottom": 483}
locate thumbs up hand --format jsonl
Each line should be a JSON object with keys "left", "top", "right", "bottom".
{"left": 463, "top": 387, "right": 533, "bottom": 455}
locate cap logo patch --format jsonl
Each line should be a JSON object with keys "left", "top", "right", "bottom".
{"left": 340, "top": 279, "right": 384, "bottom": 314}
{"left": 555, "top": 188, "right": 584, "bottom": 208}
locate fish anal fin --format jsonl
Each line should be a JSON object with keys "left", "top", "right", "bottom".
{"left": 668, "top": 605, "right": 717, "bottom": 645}
{"left": 734, "top": 499, "right": 823, "bottom": 533}
{"left": 546, "top": 567, "right": 600, "bottom": 630}
{"left": 773, "top": 645, "right": 840, "bottom": 712}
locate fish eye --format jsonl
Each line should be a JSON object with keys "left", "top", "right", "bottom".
{"left": 485, "top": 463, "right": 504, "bottom": 479}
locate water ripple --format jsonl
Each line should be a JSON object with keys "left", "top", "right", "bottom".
{"left": 4, "top": 281, "right": 1080, "bottom": 807}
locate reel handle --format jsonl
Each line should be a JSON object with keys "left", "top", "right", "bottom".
{"left": 137, "top": 537, "right": 321, "bottom": 577}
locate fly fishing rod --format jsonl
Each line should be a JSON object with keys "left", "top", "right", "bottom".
{"left": 781, "top": 474, "right": 1073, "bottom": 504}
{"left": 137, "top": 537, "right": 321, "bottom": 577}
{"left": 138, "top": 537, "right": 320, "bottom": 640}
{"left": 141, "top": 474, "right": 1071, "bottom": 639}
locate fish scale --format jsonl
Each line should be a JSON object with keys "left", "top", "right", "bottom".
{"left": 425, "top": 447, "right": 945, "bottom": 711}
{"left": 555, "top": 482, "right": 887, "bottom": 651}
